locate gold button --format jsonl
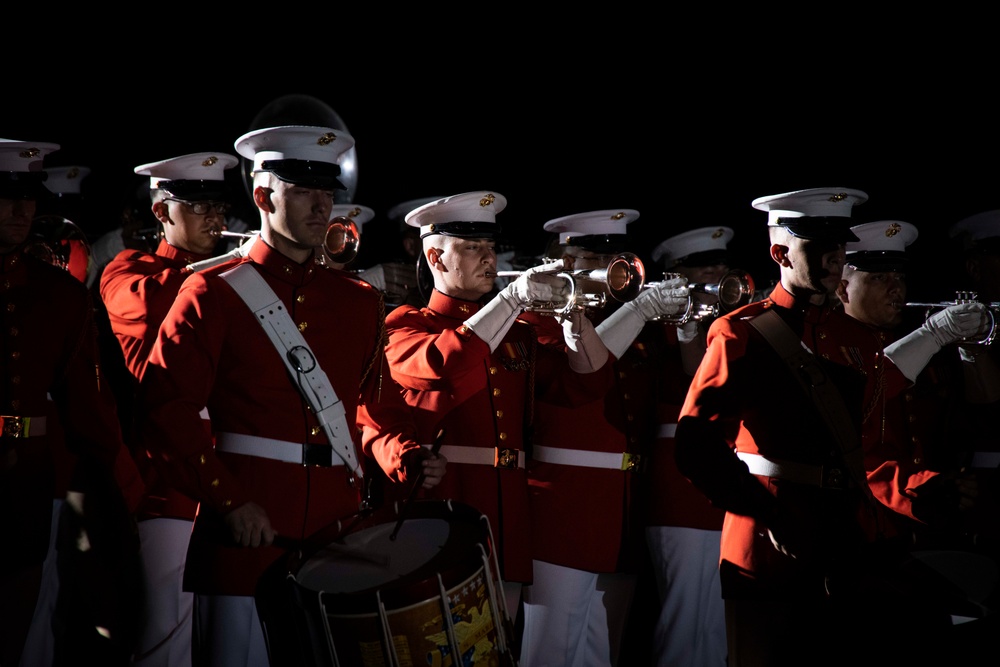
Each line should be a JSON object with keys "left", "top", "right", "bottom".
{"left": 6, "top": 303, "right": 13, "bottom": 312}
{"left": 820, "top": 354, "right": 829, "bottom": 360}
{"left": 492, "top": 388, "right": 501, "bottom": 397}
{"left": 622, "top": 393, "right": 630, "bottom": 400}
{"left": 618, "top": 371, "right": 626, "bottom": 379}
{"left": 489, "top": 366, "right": 498, "bottom": 375}
{"left": 298, "top": 321, "right": 308, "bottom": 332}
{"left": 199, "top": 455, "right": 206, "bottom": 464}
{"left": 297, "top": 294, "right": 306, "bottom": 303}
{"left": 283, "top": 265, "right": 292, "bottom": 274}
{"left": 630, "top": 435, "right": 637, "bottom": 443}
{"left": 11, "top": 376, "right": 18, "bottom": 384}
{"left": 908, "top": 415, "right": 917, "bottom": 422}
{"left": 627, "top": 414, "right": 634, "bottom": 422}
{"left": 3, "top": 281, "right": 9, "bottom": 290}
{"left": 499, "top": 432, "right": 507, "bottom": 441}
{"left": 223, "top": 499, "right": 232, "bottom": 507}
{"left": 459, "top": 304, "right": 470, "bottom": 314}
{"left": 818, "top": 331, "right": 827, "bottom": 339}
{"left": 211, "top": 479, "right": 219, "bottom": 487}
{"left": 913, "top": 456, "right": 922, "bottom": 465}
{"left": 311, "top": 426, "right": 321, "bottom": 436}
{"left": 8, "top": 327, "right": 16, "bottom": 336}
{"left": 10, "top": 351, "right": 20, "bottom": 360}
{"left": 496, "top": 409, "right": 503, "bottom": 419}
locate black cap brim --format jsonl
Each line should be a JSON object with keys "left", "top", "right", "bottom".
{"left": 259, "top": 159, "right": 346, "bottom": 190}
{"left": 777, "top": 216, "right": 860, "bottom": 243}
{"left": 158, "top": 179, "right": 228, "bottom": 202}
{"left": 420, "top": 220, "right": 501, "bottom": 240}
{"left": 0, "top": 172, "right": 51, "bottom": 200}
{"left": 847, "top": 251, "right": 910, "bottom": 272}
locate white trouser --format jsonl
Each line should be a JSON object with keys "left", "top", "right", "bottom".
{"left": 19, "top": 500, "right": 62, "bottom": 667}
{"left": 193, "top": 595, "right": 268, "bottom": 667}
{"left": 520, "top": 559, "right": 636, "bottom": 667}
{"left": 645, "top": 525, "right": 726, "bottom": 667}
{"left": 134, "top": 518, "right": 195, "bottom": 667}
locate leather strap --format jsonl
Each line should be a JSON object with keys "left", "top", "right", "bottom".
{"left": 220, "top": 263, "right": 361, "bottom": 477}
{"left": 748, "top": 309, "right": 870, "bottom": 497}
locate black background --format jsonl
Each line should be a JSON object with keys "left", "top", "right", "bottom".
{"left": 7, "top": 51, "right": 1000, "bottom": 302}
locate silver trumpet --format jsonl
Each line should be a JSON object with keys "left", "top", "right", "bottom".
{"left": 904, "top": 291, "right": 999, "bottom": 345}
{"left": 494, "top": 253, "right": 646, "bottom": 316}
{"left": 646, "top": 269, "right": 757, "bottom": 325}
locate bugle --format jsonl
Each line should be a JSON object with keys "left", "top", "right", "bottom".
{"left": 904, "top": 291, "right": 999, "bottom": 345}
{"left": 647, "top": 269, "right": 757, "bottom": 325}
{"left": 494, "top": 253, "right": 646, "bottom": 316}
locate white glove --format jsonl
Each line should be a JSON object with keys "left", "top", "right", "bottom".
{"left": 463, "top": 260, "right": 567, "bottom": 352}
{"left": 884, "top": 302, "right": 989, "bottom": 382}
{"left": 187, "top": 231, "right": 259, "bottom": 273}
{"left": 507, "top": 259, "right": 569, "bottom": 306}
{"left": 596, "top": 276, "right": 689, "bottom": 358}
{"left": 630, "top": 276, "right": 690, "bottom": 321}
{"left": 677, "top": 320, "right": 700, "bottom": 344}
{"left": 561, "top": 310, "right": 609, "bottom": 373}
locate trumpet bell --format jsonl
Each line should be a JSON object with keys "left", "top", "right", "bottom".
{"left": 711, "top": 269, "right": 756, "bottom": 314}
{"left": 605, "top": 253, "right": 646, "bottom": 302}
{"left": 324, "top": 216, "right": 360, "bottom": 265}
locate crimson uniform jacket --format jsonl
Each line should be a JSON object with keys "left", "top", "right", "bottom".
{"left": 646, "top": 321, "right": 726, "bottom": 531}
{"left": 521, "top": 308, "right": 655, "bottom": 573}
{"left": 675, "top": 284, "right": 911, "bottom": 598}
{"left": 100, "top": 239, "right": 215, "bottom": 522}
{"left": 1, "top": 251, "right": 144, "bottom": 570}
{"left": 100, "top": 239, "right": 214, "bottom": 380}
{"left": 138, "top": 241, "right": 421, "bottom": 596}
{"left": 374, "top": 289, "right": 613, "bottom": 584}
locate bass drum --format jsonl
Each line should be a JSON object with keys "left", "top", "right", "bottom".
{"left": 25, "top": 215, "right": 92, "bottom": 284}
{"left": 255, "top": 499, "right": 517, "bottom": 667}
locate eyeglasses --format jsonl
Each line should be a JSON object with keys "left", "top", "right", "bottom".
{"left": 165, "top": 199, "right": 231, "bottom": 216}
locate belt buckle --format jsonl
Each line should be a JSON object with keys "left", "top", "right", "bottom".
{"left": 495, "top": 448, "right": 519, "bottom": 469}
{"left": 822, "top": 466, "right": 846, "bottom": 489}
{"left": 621, "top": 452, "right": 641, "bottom": 473}
{"left": 303, "top": 443, "right": 332, "bottom": 467}
{"left": 1, "top": 416, "right": 24, "bottom": 439}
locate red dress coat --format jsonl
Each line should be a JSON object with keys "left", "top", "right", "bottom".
{"left": 139, "top": 242, "right": 421, "bottom": 596}
{"left": 375, "top": 290, "right": 612, "bottom": 584}
{"left": 645, "top": 322, "right": 727, "bottom": 530}
{"left": 521, "top": 309, "right": 654, "bottom": 573}
{"left": 100, "top": 239, "right": 214, "bottom": 522}
{"left": 675, "top": 284, "right": 910, "bottom": 598}
{"left": 1, "top": 252, "right": 144, "bottom": 569}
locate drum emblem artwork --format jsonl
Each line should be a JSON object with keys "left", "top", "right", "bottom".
{"left": 256, "top": 499, "right": 517, "bottom": 667}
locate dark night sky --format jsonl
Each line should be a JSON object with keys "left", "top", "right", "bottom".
{"left": 7, "top": 53, "right": 1000, "bottom": 302}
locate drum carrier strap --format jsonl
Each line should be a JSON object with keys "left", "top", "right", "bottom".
{"left": 747, "top": 309, "right": 870, "bottom": 499}
{"left": 221, "top": 262, "right": 362, "bottom": 478}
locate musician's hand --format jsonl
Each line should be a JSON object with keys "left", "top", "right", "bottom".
{"left": 925, "top": 302, "right": 990, "bottom": 346}
{"left": 224, "top": 501, "right": 276, "bottom": 548}
{"left": 420, "top": 451, "right": 447, "bottom": 489}
{"left": 507, "top": 259, "right": 567, "bottom": 306}
{"left": 402, "top": 446, "right": 447, "bottom": 489}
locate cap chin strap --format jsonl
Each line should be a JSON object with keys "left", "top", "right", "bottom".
{"left": 220, "top": 263, "right": 362, "bottom": 477}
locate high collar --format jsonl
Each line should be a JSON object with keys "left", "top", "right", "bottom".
{"left": 156, "top": 239, "right": 214, "bottom": 266}
{"left": 427, "top": 289, "right": 483, "bottom": 320}
{"left": 245, "top": 237, "right": 320, "bottom": 286}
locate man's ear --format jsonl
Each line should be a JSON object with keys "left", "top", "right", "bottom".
{"left": 253, "top": 186, "right": 274, "bottom": 213}
{"left": 835, "top": 279, "right": 850, "bottom": 304}
{"left": 426, "top": 246, "right": 444, "bottom": 270}
{"left": 151, "top": 201, "right": 171, "bottom": 225}
{"left": 770, "top": 243, "right": 790, "bottom": 267}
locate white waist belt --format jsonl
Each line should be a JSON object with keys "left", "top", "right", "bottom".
{"left": 657, "top": 423, "right": 677, "bottom": 438}
{"left": 970, "top": 451, "right": 1000, "bottom": 468}
{"left": 736, "top": 451, "right": 824, "bottom": 486}
{"left": 431, "top": 444, "right": 525, "bottom": 469}
{"left": 215, "top": 432, "right": 343, "bottom": 467}
{"left": 533, "top": 445, "right": 634, "bottom": 471}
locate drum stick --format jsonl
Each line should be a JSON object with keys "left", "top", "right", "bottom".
{"left": 390, "top": 428, "right": 445, "bottom": 541}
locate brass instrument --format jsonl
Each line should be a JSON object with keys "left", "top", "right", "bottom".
{"left": 904, "top": 291, "right": 999, "bottom": 345}
{"left": 25, "top": 215, "right": 92, "bottom": 284}
{"left": 199, "top": 216, "right": 361, "bottom": 268}
{"left": 648, "top": 269, "right": 757, "bottom": 324}
{"left": 494, "top": 253, "right": 646, "bottom": 316}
